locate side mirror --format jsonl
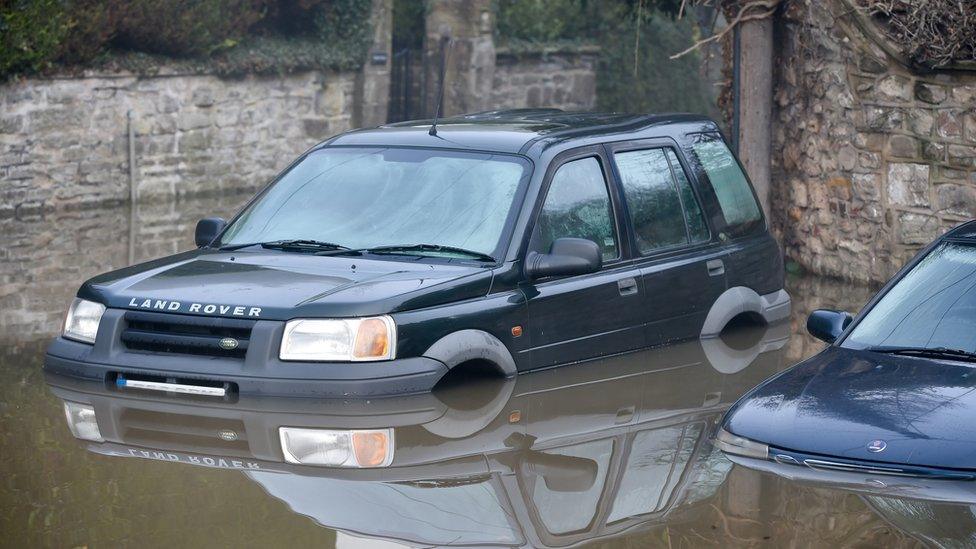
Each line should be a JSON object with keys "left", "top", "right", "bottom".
{"left": 525, "top": 237, "right": 601, "bottom": 279}
{"left": 195, "top": 217, "right": 226, "bottom": 247}
{"left": 807, "top": 309, "right": 853, "bottom": 343}
{"left": 522, "top": 452, "right": 598, "bottom": 493}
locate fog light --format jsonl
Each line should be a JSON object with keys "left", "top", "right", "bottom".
{"left": 279, "top": 427, "right": 393, "bottom": 467}
{"left": 714, "top": 426, "right": 769, "bottom": 459}
{"left": 63, "top": 401, "right": 103, "bottom": 442}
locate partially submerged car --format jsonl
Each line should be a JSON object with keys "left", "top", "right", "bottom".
{"left": 45, "top": 109, "right": 788, "bottom": 397}
{"left": 49, "top": 322, "right": 787, "bottom": 547}
{"left": 718, "top": 221, "right": 976, "bottom": 482}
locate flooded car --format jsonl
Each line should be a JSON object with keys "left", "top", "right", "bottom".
{"left": 44, "top": 109, "right": 788, "bottom": 398}
{"left": 719, "top": 221, "right": 976, "bottom": 482}
{"left": 48, "top": 321, "right": 788, "bottom": 546}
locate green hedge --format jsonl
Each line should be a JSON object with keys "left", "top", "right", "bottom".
{"left": 0, "top": 0, "right": 374, "bottom": 79}
{"left": 0, "top": 0, "right": 69, "bottom": 76}
{"left": 596, "top": 5, "right": 717, "bottom": 118}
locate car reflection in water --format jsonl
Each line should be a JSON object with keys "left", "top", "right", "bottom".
{"left": 48, "top": 321, "right": 788, "bottom": 547}
{"left": 729, "top": 448, "right": 976, "bottom": 548}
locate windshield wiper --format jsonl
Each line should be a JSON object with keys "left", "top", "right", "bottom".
{"left": 219, "top": 239, "right": 349, "bottom": 252}
{"left": 330, "top": 243, "right": 497, "bottom": 262}
{"left": 867, "top": 346, "right": 976, "bottom": 363}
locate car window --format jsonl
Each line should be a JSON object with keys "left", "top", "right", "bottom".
{"left": 667, "top": 149, "right": 709, "bottom": 243}
{"left": 689, "top": 134, "right": 762, "bottom": 237}
{"left": 844, "top": 242, "right": 976, "bottom": 352}
{"left": 527, "top": 439, "right": 613, "bottom": 535}
{"left": 615, "top": 148, "right": 709, "bottom": 254}
{"left": 607, "top": 424, "right": 702, "bottom": 523}
{"left": 530, "top": 156, "right": 618, "bottom": 261}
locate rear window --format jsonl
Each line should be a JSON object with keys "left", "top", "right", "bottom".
{"left": 689, "top": 134, "right": 762, "bottom": 237}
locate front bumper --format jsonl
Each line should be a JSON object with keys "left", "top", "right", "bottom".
{"left": 45, "top": 310, "right": 448, "bottom": 398}
{"left": 726, "top": 453, "right": 976, "bottom": 505}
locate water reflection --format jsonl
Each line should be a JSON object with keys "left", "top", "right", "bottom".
{"left": 44, "top": 322, "right": 787, "bottom": 547}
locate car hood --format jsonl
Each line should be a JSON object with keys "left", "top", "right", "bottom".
{"left": 80, "top": 249, "right": 493, "bottom": 320}
{"left": 724, "top": 346, "right": 976, "bottom": 470}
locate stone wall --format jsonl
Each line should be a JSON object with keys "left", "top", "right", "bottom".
{"left": 0, "top": 192, "right": 252, "bottom": 343}
{"left": 492, "top": 47, "right": 599, "bottom": 111}
{"left": 770, "top": 0, "right": 976, "bottom": 284}
{"left": 0, "top": 69, "right": 358, "bottom": 217}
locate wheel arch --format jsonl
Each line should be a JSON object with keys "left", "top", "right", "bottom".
{"left": 422, "top": 329, "right": 518, "bottom": 377}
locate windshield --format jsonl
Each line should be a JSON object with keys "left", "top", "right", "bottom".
{"left": 219, "top": 147, "right": 531, "bottom": 258}
{"left": 844, "top": 241, "right": 976, "bottom": 352}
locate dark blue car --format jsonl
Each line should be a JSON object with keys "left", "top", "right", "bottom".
{"left": 718, "top": 221, "right": 976, "bottom": 480}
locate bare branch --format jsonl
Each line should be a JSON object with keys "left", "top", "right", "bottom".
{"left": 670, "top": 0, "right": 781, "bottom": 60}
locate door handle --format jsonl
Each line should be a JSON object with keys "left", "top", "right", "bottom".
{"left": 706, "top": 259, "right": 725, "bottom": 277}
{"left": 614, "top": 406, "right": 635, "bottom": 424}
{"left": 617, "top": 277, "right": 638, "bottom": 296}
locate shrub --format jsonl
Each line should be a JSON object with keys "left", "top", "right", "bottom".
{"left": 496, "top": 0, "right": 595, "bottom": 43}
{"left": 56, "top": 0, "right": 118, "bottom": 65}
{"left": 0, "top": 0, "right": 69, "bottom": 76}
{"left": 495, "top": 0, "right": 684, "bottom": 45}
{"left": 112, "top": 0, "right": 268, "bottom": 57}
{"left": 259, "top": 0, "right": 372, "bottom": 43}
{"left": 596, "top": 8, "right": 717, "bottom": 117}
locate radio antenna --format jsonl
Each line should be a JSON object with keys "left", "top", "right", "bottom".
{"left": 429, "top": 36, "right": 451, "bottom": 137}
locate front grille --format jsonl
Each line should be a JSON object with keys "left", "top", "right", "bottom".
{"left": 121, "top": 310, "right": 255, "bottom": 359}
{"left": 118, "top": 408, "right": 251, "bottom": 456}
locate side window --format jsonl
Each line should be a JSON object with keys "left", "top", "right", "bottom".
{"left": 666, "top": 149, "right": 709, "bottom": 243}
{"left": 689, "top": 134, "right": 762, "bottom": 236}
{"left": 615, "top": 149, "right": 687, "bottom": 253}
{"left": 531, "top": 157, "right": 618, "bottom": 261}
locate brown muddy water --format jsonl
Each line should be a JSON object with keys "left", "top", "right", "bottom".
{"left": 0, "top": 196, "right": 970, "bottom": 548}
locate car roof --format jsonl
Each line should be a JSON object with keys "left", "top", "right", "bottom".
{"left": 943, "top": 219, "right": 976, "bottom": 240}
{"left": 325, "top": 109, "right": 720, "bottom": 155}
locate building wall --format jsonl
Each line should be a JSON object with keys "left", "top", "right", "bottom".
{"left": 770, "top": 0, "right": 976, "bottom": 284}
{"left": 492, "top": 48, "right": 599, "bottom": 111}
{"left": 1, "top": 69, "right": 358, "bottom": 218}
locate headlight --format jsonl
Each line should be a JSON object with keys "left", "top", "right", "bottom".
{"left": 279, "top": 316, "right": 396, "bottom": 361}
{"left": 63, "top": 298, "right": 106, "bottom": 344}
{"left": 63, "top": 401, "right": 103, "bottom": 442}
{"left": 279, "top": 427, "right": 394, "bottom": 467}
{"left": 714, "top": 427, "right": 769, "bottom": 459}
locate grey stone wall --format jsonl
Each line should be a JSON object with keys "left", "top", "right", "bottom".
{"left": 491, "top": 47, "right": 599, "bottom": 111}
{"left": 770, "top": 0, "right": 976, "bottom": 284}
{"left": 0, "top": 191, "right": 253, "bottom": 343}
{"left": 1, "top": 69, "right": 358, "bottom": 217}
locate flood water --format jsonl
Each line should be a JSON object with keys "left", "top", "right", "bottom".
{"left": 2, "top": 196, "right": 971, "bottom": 548}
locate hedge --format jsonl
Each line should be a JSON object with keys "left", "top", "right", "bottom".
{"left": 0, "top": 0, "right": 374, "bottom": 79}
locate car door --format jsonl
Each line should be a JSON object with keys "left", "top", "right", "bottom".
{"left": 607, "top": 142, "right": 727, "bottom": 346}
{"left": 521, "top": 149, "right": 646, "bottom": 369}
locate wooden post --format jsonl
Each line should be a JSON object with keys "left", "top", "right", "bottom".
{"left": 736, "top": 18, "right": 774, "bottom": 217}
